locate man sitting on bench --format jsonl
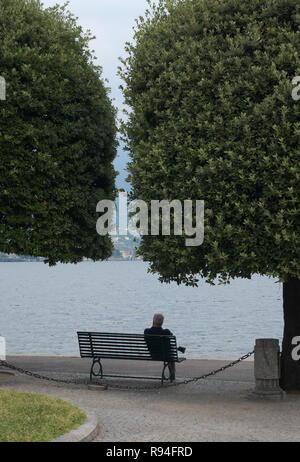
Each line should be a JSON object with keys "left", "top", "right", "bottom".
{"left": 144, "top": 313, "right": 186, "bottom": 381}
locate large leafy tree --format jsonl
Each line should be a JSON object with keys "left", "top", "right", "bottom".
{"left": 0, "top": 0, "right": 117, "bottom": 265}
{"left": 120, "top": 0, "right": 300, "bottom": 389}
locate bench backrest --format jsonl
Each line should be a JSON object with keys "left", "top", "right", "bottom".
{"left": 77, "top": 332, "right": 179, "bottom": 362}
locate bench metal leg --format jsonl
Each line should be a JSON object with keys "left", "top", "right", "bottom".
{"left": 90, "top": 358, "right": 103, "bottom": 383}
{"left": 161, "top": 363, "right": 168, "bottom": 385}
{"left": 161, "top": 362, "right": 175, "bottom": 385}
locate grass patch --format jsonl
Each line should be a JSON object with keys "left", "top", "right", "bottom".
{"left": 0, "top": 389, "right": 87, "bottom": 442}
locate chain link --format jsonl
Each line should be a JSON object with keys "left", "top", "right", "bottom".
{"left": 0, "top": 351, "right": 254, "bottom": 391}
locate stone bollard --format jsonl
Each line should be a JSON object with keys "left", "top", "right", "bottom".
{"left": 0, "top": 336, "right": 5, "bottom": 361}
{"left": 253, "top": 339, "right": 285, "bottom": 400}
{"left": 0, "top": 336, "right": 15, "bottom": 377}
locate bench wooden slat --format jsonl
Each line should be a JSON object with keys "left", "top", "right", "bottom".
{"left": 78, "top": 347, "right": 177, "bottom": 354}
{"left": 78, "top": 349, "right": 178, "bottom": 357}
{"left": 80, "top": 343, "right": 177, "bottom": 348}
{"left": 78, "top": 332, "right": 148, "bottom": 338}
{"left": 81, "top": 354, "right": 153, "bottom": 360}
{"left": 78, "top": 334, "right": 176, "bottom": 343}
{"left": 78, "top": 348, "right": 178, "bottom": 357}
{"left": 77, "top": 340, "right": 151, "bottom": 347}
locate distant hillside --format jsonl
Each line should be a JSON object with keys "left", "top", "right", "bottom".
{"left": 0, "top": 235, "right": 141, "bottom": 262}
{"left": 111, "top": 235, "right": 141, "bottom": 260}
{"left": 0, "top": 253, "right": 43, "bottom": 262}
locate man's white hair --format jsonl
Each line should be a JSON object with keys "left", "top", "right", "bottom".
{"left": 153, "top": 313, "right": 164, "bottom": 327}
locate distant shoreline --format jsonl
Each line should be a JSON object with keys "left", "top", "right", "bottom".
{"left": 0, "top": 259, "right": 143, "bottom": 263}
{"left": 0, "top": 259, "right": 42, "bottom": 263}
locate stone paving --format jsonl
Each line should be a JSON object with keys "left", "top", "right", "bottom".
{"left": 1, "top": 355, "right": 300, "bottom": 442}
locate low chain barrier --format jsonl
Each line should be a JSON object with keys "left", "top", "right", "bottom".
{"left": 169, "top": 351, "right": 254, "bottom": 388}
{"left": 0, "top": 360, "right": 84, "bottom": 385}
{"left": 0, "top": 351, "right": 254, "bottom": 391}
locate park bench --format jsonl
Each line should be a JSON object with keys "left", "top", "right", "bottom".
{"left": 77, "top": 331, "right": 186, "bottom": 384}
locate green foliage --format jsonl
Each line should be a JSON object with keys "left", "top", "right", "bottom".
{"left": 120, "top": 0, "right": 300, "bottom": 285}
{"left": 0, "top": 0, "right": 117, "bottom": 265}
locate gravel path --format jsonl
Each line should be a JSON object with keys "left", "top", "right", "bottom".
{"left": 1, "top": 356, "right": 300, "bottom": 442}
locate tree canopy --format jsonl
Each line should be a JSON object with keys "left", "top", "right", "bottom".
{"left": 0, "top": 0, "right": 117, "bottom": 265}
{"left": 120, "top": 0, "right": 300, "bottom": 286}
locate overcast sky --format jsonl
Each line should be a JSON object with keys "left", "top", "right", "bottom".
{"left": 42, "top": 0, "right": 151, "bottom": 117}
{"left": 42, "top": 0, "right": 155, "bottom": 189}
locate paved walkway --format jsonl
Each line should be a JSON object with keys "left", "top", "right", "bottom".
{"left": 1, "top": 355, "right": 300, "bottom": 442}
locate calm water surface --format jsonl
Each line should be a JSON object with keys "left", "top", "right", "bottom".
{"left": 0, "top": 261, "right": 283, "bottom": 358}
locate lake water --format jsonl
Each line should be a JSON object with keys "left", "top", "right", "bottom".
{"left": 0, "top": 261, "right": 283, "bottom": 359}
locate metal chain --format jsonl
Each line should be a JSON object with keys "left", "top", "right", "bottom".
{"left": 167, "top": 350, "right": 254, "bottom": 388}
{"left": 0, "top": 360, "right": 87, "bottom": 385}
{"left": 0, "top": 351, "right": 254, "bottom": 391}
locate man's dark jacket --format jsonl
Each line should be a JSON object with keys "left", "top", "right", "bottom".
{"left": 144, "top": 327, "right": 173, "bottom": 336}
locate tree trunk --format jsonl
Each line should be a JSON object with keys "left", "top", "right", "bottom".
{"left": 280, "top": 277, "right": 300, "bottom": 391}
